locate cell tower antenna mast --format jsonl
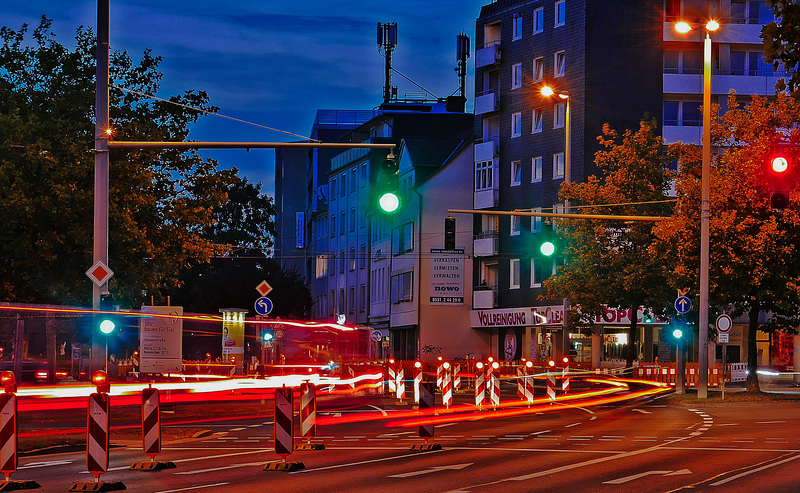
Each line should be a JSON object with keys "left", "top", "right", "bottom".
{"left": 456, "top": 33, "right": 470, "bottom": 98}
{"left": 378, "top": 22, "right": 398, "bottom": 103}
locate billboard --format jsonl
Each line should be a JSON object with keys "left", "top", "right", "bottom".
{"left": 139, "top": 306, "right": 183, "bottom": 373}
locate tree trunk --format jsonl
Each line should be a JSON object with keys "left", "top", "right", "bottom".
{"left": 46, "top": 314, "right": 57, "bottom": 385}
{"left": 746, "top": 303, "right": 761, "bottom": 392}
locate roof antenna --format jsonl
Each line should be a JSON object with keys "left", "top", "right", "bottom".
{"left": 377, "top": 22, "right": 398, "bottom": 103}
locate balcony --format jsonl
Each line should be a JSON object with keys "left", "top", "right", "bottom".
{"left": 473, "top": 285, "right": 498, "bottom": 309}
{"left": 473, "top": 230, "right": 499, "bottom": 257}
{"left": 475, "top": 90, "right": 500, "bottom": 115}
{"left": 476, "top": 41, "right": 501, "bottom": 68}
{"left": 474, "top": 137, "right": 499, "bottom": 162}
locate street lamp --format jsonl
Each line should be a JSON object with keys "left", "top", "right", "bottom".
{"left": 674, "top": 18, "right": 720, "bottom": 399}
{"left": 540, "top": 86, "right": 571, "bottom": 186}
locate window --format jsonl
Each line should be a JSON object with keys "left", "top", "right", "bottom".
{"left": 339, "top": 250, "right": 345, "bottom": 273}
{"left": 532, "top": 107, "right": 543, "bottom": 133}
{"left": 554, "top": 102, "right": 566, "bottom": 128}
{"left": 391, "top": 271, "right": 413, "bottom": 303}
{"left": 475, "top": 161, "right": 494, "bottom": 191}
{"left": 393, "top": 222, "right": 414, "bottom": 254}
{"left": 533, "top": 7, "right": 544, "bottom": 34}
{"left": 330, "top": 289, "right": 335, "bottom": 316}
{"left": 330, "top": 177, "right": 337, "bottom": 200}
{"left": 555, "top": 0, "right": 566, "bottom": 27}
{"left": 511, "top": 160, "right": 522, "bottom": 186}
{"left": 360, "top": 244, "right": 367, "bottom": 269}
{"left": 510, "top": 258, "right": 520, "bottom": 289}
{"left": 512, "top": 112, "right": 522, "bottom": 137}
{"left": 512, "top": 14, "right": 522, "bottom": 40}
{"left": 340, "top": 173, "right": 346, "bottom": 197}
{"left": 512, "top": 63, "right": 522, "bottom": 89}
{"left": 533, "top": 56, "right": 544, "bottom": 82}
{"left": 360, "top": 284, "right": 366, "bottom": 312}
{"left": 340, "top": 211, "right": 346, "bottom": 235}
{"left": 664, "top": 101, "right": 701, "bottom": 126}
{"left": 350, "top": 168, "right": 357, "bottom": 192}
{"left": 553, "top": 202, "right": 565, "bottom": 231}
{"left": 554, "top": 51, "right": 565, "bottom": 77}
{"left": 532, "top": 156, "right": 543, "bottom": 182}
{"left": 360, "top": 162, "right": 367, "bottom": 186}
{"left": 531, "top": 258, "right": 550, "bottom": 287}
{"left": 315, "top": 255, "right": 328, "bottom": 278}
{"left": 349, "top": 286, "right": 355, "bottom": 313}
{"left": 330, "top": 215, "right": 336, "bottom": 235}
{"left": 339, "top": 288, "right": 345, "bottom": 315}
{"left": 531, "top": 208, "right": 543, "bottom": 233}
{"left": 510, "top": 215, "right": 521, "bottom": 236}
{"left": 350, "top": 247, "right": 356, "bottom": 271}
{"left": 349, "top": 208, "right": 356, "bottom": 231}
{"left": 664, "top": 50, "right": 679, "bottom": 74}
{"left": 554, "top": 152, "right": 565, "bottom": 179}
{"left": 361, "top": 205, "right": 367, "bottom": 228}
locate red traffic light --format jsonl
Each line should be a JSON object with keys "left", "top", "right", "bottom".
{"left": 548, "top": 359, "right": 556, "bottom": 368}
{"left": 766, "top": 153, "right": 793, "bottom": 211}
{"left": 0, "top": 371, "right": 16, "bottom": 394}
{"left": 91, "top": 370, "right": 110, "bottom": 393}
{"left": 771, "top": 155, "right": 789, "bottom": 173}
{"left": 562, "top": 356, "right": 570, "bottom": 364}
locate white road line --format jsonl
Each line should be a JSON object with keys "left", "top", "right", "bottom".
{"left": 368, "top": 404, "right": 388, "bottom": 416}
{"left": 565, "top": 423, "right": 581, "bottom": 428}
{"left": 155, "top": 483, "right": 229, "bottom": 493}
{"left": 85, "top": 449, "right": 267, "bottom": 473}
{"left": 175, "top": 461, "right": 265, "bottom": 475}
{"left": 711, "top": 454, "right": 800, "bottom": 486}
{"left": 19, "top": 460, "right": 72, "bottom": 470}
{"left": 603, "top": 470, "right": 672, "bottom": 484}
{"left": 289, "top": 448, "right": 443, "bottom": 474}
{"left": 229, "top": 427, "right": 247, "bottom": 431}
{"left": 756, "top": 421, "right": 786, "bottom": 424}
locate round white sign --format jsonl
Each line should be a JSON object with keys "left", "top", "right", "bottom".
{"left": 716, "top": 314, "right": 733, "bottom": 333}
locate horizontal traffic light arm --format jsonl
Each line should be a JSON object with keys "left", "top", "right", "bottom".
{"left": 447, "top": 209, "right": 667, "bottom": 222}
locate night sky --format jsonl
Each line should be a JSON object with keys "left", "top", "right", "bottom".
{"left": 2, "top": 1, "right": 483, "bottom": 195}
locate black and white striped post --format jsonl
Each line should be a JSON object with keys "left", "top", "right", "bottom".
{"left": 0, "top": 372, "right": 38, "bottom": 490}
{"left": 131, "top": 387, "right": 176, "bottom": 470}
{"left": 265, "top": 385, "right": 304, "bottom": 471}
{"left": 411, "top": 382, "right": 441, "bottom": 451}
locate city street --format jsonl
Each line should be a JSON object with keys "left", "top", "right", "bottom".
{"left": 12, "top": 390, "right": 800, "bottom": 492}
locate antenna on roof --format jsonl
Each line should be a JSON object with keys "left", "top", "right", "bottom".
{"left": 378, "top": 22, "right": 398, "bottom": 103}
{"left": 456, "top": 33, "right": 470, "bottom": 98}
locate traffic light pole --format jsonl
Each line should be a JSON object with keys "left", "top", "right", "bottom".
{"left": 447, "top": 209, "right": 668, "bottom": 222}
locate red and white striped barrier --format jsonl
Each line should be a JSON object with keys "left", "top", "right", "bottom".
{"left": 396, "top": 368, "right": 405, "bottom": 401}
{"left": 523, "top": 362, "right": 534, "bottom": 404}
{"left": 0, "top": 393, "right": 16, "bottom": 479}
{"left": 490, "top": 373, "right": 500, "bottom": 408}
{"left": 562, "top": 361, "right": 570, "bottom": 394}
{"left": 387, "top": 366, "right": 396, "bottom": 395}
{"left": 414, "top": 363, "right": 422, "bottom": 404}
{"left": 486, "top": 366, "right": 494, "bottom": 400}
{"left": 454, "top": 364, "right": 461, "bottom": 390}
{"left": 142, "top": 388, "right": 160, "bottom": 457}
{"left": 475, "top": 364, "right": 485, "bottom": 410}
{"left": 516, "top": 367, "right": 524, "bottom": 398}
{"left": 442, "top": 364, "right": 452, "bottom": 409}
{"left": 547, "top": 372, "right": 556, "bottom": 402}
{"left": 295, "top": 382, "right": 324, "bottom": 450}
{"left": 87, "top": 392, "right": 110, "bottom": 478}
{"left": 436, "top": 363, "right": 443, "bottom": 389}
{"left": 264, "top": 386, "right": 304, "bottom": 471}
{"left": 348, "top": 366, "right": 355, "bottom": 390}
{"left": 410, "top": 382, "right": 441, "bottom": 451}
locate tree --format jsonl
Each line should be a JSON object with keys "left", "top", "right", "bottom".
{"left": 203, "top": 178, "right": 276, "bottom": 255}
{"left": 761, "top": 0, "right": 800, "bottom": 99}
{"left": 544, "top": 119, "right": 676, "bottom": 371}
{"left": 0, "top": 17, "right": 240, "bottom": 308}
{"left": 653, "top": 93, "right": 800, "bottom": 392}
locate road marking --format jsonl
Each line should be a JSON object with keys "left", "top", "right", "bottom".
{"left": 154, "top": 483, "right": 229, "bottom": 493}
{"left": 368, "top": 404, "right": 388, "bottom": 416}
{"left": 716, "top": 423, "right": 738, "bottom": 427}
{"left": 565, "top": 422, "right": 581, "bottom": 428}
{"left": 632, "top": 408, "right": 651, "bottom": 414}
{"left": 756, "top": 421, "right": 785, "bottom": 424}
{"left": 603, "top": 470, "right": 673, "bottom": 484}
{"left": 229, "top": 427, "right": 246, "bottom": 431}
{"left": 86, "top": 449, "right": 267, "bottom": 472}
{"left": 175, "top": 461, "right": 265, "bottom": 475}
{"left": 290, "top": 448, "right": 444, "bottom": 474}
{"left": 666, "top": 469, "right": 691, "bottom": 476}
{"left": 439, "top": 422, "right": 459, "bottom": 428}
{"left": 19, "top": 460, "right": 72, "bottom": 469}
{"left": 388, "top": 463, "right": 472, "bottom": 478}
{"left": 711, "top": 454, "right": 800, "bottom": 486}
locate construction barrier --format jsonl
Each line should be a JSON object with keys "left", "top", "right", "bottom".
{"left": 387, "top": 366, "right": 396, "bottom": 395}
{"left": 265, "top": 386, "right": 304, "bottom": 471}
{"left": 454, "top": 364, "right": 461, "bottom": 390}
{"left": 296, "top": 382, "right": 324, "bottom": 450}
{"left": 411, "top": 382, "right": 441, "bottom": 451}
{"left": 436, "top": 363, "right": 443, "bottom": 389}
{"left": 442, "top": 365, "right": 452, "bottom": 409}
{"left": 490, "top": 373, "right": 499, "bottom": 408}
{"left": 475, "top": 364, "right": 485, "bottom": 409}
{"left": 396, "top": 368, "right": 406, "bottom": 401}
{"left": 523, "top": 363, "right": 534, "bottom": 404}
{"left": 516, "top": 367, "right": 524, "bottom": 398}
{"left": 547, "top": 372, "right": 556, "bottom": 402}
{"left": 131, "top": 387, "right": 176, "bottom": 471}
{"left": 413, "top": 363, "right": 422, "bottom": 404}
{"left": 562, "top": 361, "right": 570, "bottom": 394}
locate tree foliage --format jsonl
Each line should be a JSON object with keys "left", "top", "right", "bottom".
{"left": 653, "top": 93, "right": 800, "bottom": 391}
{"left": 0, "top": 17, "right": 248, "bottom": 308}
{"left": 203, "top": 178, "right": 276, "bottom": 255}
{"left": 545, "top": 119, "right": 676, "bottom": 369}
{"left": 762, "top": 0, "right": 800, "bottom": 99}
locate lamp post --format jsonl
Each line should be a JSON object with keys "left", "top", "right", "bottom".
{"left": 675, "top": 19, "right": 720, "bottom": 399}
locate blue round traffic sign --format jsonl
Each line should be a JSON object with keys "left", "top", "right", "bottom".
{"left": 675, "top": 296, "right": 692, "bottom": 314}
{"left": 254, "top": 297, "right": 273, "bottom": 316}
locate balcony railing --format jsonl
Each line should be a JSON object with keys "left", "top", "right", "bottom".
{"left": 473, "top": 231, "right": 499, "bottom": 257}
{"left": 475, "top": 90, "right": 500, "bottom": 115}
{"left": 472, "top": 285, "right": 498, "bottom": 309}
{"left": 476, "top": 41, "right": 501, "bottom": 68}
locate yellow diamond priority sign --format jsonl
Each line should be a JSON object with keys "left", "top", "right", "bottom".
{"left": 256, "top": 280, "right": 273, "bottom": 297}
{"left": 86, "top": 261, "right": 114, "bottom": 287}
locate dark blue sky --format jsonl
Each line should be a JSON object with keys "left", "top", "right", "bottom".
{"left": 3, "top": 1, "right": 483, "bottom": 195}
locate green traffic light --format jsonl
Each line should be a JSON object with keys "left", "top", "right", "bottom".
{"left": 379, "top": 192, "right": 400, "bottom": 213}
{"left": 263, "top": 331, "right": 274, "bottom": 342}
{"left": 540, "top": 241, "right": 555, "bottom": 257}
{"left": 98, "top": 318, "right": 116, "bottom": 335}
{"left": 672, "top": 328, "right": 683, "bottom": 339}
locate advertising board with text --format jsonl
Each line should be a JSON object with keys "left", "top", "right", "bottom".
{"left": 139, "top": 306, "right": 183, "bottom": 373}
{"left": 429, "top": 248, "right": 464, "bottom": 305}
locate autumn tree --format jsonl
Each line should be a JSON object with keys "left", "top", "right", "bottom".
{"left": 653, "top": 93, "right": 800, "bottom": 392}
{"left": 0, "top": 17, "right": 243, "bottom": 308}
{"left": 544, "top": 119, "right": 676, "bottom": 371}
{"left": 761, "top": 0, "right": 800, "bottom": 98}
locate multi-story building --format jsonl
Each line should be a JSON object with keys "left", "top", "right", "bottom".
{"left": 471, "top": 0, "right": 779, "bottom": 364}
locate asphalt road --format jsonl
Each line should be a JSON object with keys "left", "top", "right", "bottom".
{"left": 10, "top": 389, "right": 800, "bottom": 492}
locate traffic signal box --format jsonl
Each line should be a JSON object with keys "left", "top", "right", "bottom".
{"left": 444, "top": 216, "right": 456, "bottom": 250}
{"left": 537, "top": 221, "right": 557, "bottom": 257}
{"left": 97, "top": 292, "right": 119, "bottom": 336}
{"left": 377, "top": 154, "right": 400, "bottom": 213}
{"left": 767, "top": 154, "right": 791, "bottom": 211}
